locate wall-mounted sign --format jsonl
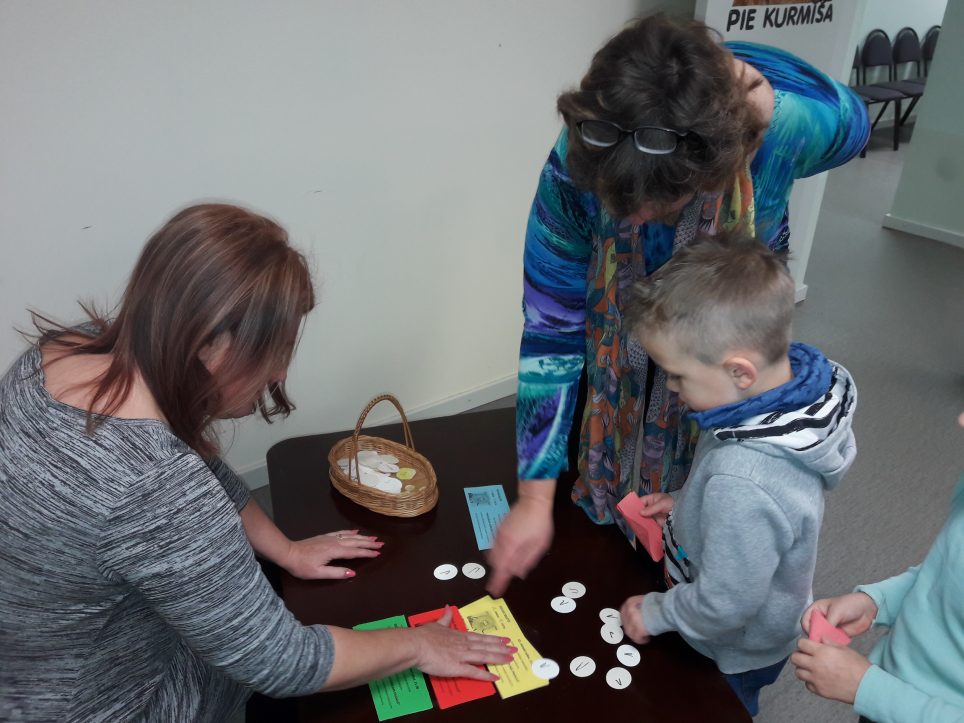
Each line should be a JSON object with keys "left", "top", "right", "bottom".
{"left": 696, "top": 0, "right": 862, "bottom": 80}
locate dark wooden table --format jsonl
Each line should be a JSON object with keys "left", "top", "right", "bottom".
{"left": 265, "top": 407, "right": 749, "bottom": 722}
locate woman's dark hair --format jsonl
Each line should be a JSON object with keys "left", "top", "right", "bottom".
{"left": 557, "top": 14, "right": 768, "bottom": 218}
{"left": 34, "top": 203, "right": 315, "bottom": 458}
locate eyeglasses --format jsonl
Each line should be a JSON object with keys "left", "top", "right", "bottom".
{"left": 577, "top": 119, "right": 694, "bottom": 155}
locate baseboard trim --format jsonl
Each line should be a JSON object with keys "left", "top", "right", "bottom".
{"left": 237, "top": 373, "right": 519, "bottom": 490}
{"left": 795, "top": 284, "right": 808, "bottom": 304}
{"left": 882, "top": 213, "right": 964, "bottom": 249}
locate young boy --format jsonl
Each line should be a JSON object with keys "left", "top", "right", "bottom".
{"left": 618, "top": 233, "right": 857, "bottom": 716}
{"left": 791, "top": 412, "right": 964, "bottom": 723}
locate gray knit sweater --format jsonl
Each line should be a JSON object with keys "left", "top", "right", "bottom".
{"left": 0, "top": 345, "right": 333, "bottom": 721}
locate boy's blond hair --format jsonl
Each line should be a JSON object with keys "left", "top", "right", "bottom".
{"left": 624, "top": 232, "right": 795, "bottom": 364}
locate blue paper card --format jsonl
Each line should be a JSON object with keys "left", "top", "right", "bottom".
{"left": 463, "top": 485, "right": 510, "bottom": 551}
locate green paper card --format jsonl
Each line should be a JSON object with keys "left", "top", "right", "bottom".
{"left": 353, "top": 615, "right": 434, "bottom": 721}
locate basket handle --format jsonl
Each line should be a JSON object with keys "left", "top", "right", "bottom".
{"left": 351, "top": 394, "right": 416, "bottom": 481}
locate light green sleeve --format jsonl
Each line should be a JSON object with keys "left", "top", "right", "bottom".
{"left": 855, "top": 566, "right": 920, "bottom": 627}
{"left": 855, "top": 665, "right": 964, "bottom": 723}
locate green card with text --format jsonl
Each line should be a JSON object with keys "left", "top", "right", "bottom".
{"left": 353, "top": 615, "right": 434, "bottom": 720}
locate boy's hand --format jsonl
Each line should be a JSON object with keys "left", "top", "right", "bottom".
{"left": 801, "top": 593, "right": 877, "bottom": 638}
{"left": 791, "top": 638, "right": 871, "bottom": 703}
{"left": 638, "top": 493, "right": 674, "bottom": 526}
{"left": 620, "top": 595, "right": 652, "bottom": 644}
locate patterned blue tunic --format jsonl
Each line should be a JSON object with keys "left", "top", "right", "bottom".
{"left": 516, "top": 42, "right": 869, "bottom": 531}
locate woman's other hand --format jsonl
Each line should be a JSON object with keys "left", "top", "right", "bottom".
{"left": 486, "top": 480, "right": 555, "bottom": 596}
{"left": 282, "top": 530, "right": 383, "bottom": 580}
{"left": 801, "top": 592, "right": 877, "bottom": 639}
{"left": 412, "top": 607, "right": 515, "bottom": 680}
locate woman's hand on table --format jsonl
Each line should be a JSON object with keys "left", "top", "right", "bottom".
{"left": 281, "top": 530, "right": 383, "bottom": 580}
{"left": 620, "top": 595, "right": 652, "bottom": 644}
{"left": 412, "top": 607, "right": 516, "bottom": 681}
{"left": 323, "top": 607, "right": 515, "bottom": 690}
{"left": 486, "top": 480, "right": 556, "bottom": 596}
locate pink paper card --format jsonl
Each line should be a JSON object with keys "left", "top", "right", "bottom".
{"left": 616, "top": 492, "right": 664, "bottom": 562}
{"left": 407, "top": 607, "right": 496, "bottom": 709}
{"left": 808, "top": 610, "right": 852, "bottom": 645}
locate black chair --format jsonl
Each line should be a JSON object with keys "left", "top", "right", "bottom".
{"left": 922, "top": 25, "right": 940, "bottom": 75}
{"left": 893, "top": 27, "right": 925, "bottom": 86}
{"left": 862, "top": 29, "right": 923, "bottom": 95}
{"left": 862, "top": 30, "right": 923, "bottom": 147}
{"left": 851, "top": 46, "right": 904, "bottom": 154}
{"left": 885, "top": 28, "right": 927, "bottom": 125}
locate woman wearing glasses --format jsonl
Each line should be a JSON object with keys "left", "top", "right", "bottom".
{"left": 487, "top": 14, "right": 869, "bottom": 595}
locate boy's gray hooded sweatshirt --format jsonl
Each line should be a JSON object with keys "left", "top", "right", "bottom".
{"left": 641, "top": 362, "right": 857, "bottom": 674}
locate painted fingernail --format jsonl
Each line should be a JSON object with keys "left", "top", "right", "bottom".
{"left": 501, "top": 637, "right": 511, "bottom": 644}
{"left": 345, "top": 570, "right": 356, "bottom": 577}
{"left": 508, "top": 646, "right": 518, "bottom": 653}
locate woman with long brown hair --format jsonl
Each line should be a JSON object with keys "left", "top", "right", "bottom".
{"left": 0, "top": 204, "right": 512, "bottom": 721}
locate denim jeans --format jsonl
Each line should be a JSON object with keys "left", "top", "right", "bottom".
{"left": 722, "top": 657, "right": 789, "bottom": 717}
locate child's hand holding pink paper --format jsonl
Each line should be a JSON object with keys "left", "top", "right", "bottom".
{"left": 637, "top": 492, "right": 674, "bottom": 525}
{"left": 616, "top": 492, "right": 671, "bottom": 562}
{"left": 801, "top": 593, "right": 878, "bottom": 640}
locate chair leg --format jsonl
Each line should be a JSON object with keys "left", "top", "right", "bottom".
{"left": 893, "top": 99, "right": 902, "bottom": 151}
{"left": 900, "top": 96, "right": 919, "bottom": 127}
{"left": 871, "top": 102, "right": 889, "bottom": 131}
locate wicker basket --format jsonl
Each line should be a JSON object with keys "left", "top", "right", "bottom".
{"left": 328, "top": 394, "right": 438, "bottom": 517}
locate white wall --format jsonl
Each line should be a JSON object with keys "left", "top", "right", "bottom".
{"left": 0, "top": 1, "right": 695, "bottom": 483}
{"left": 883, "top": 0, "right": 964, "bottom": 248}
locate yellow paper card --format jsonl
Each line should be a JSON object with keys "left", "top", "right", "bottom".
{"left": 460, "top": 596, "right": 549, "bottom": 698}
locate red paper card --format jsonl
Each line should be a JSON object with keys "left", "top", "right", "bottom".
{"left": 808, "top": 610, "right": 852, "bottom": 645}
{"left": 407, "top": 607, "right": 497, "bottom": 709}
{"left": 616, "top": 492, "right": 664, "bottom": 562}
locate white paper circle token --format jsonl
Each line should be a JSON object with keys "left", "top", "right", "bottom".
{"left": 599, "top": 607, "right": 622, "bottom": 625}
{"left": 550, "top": 596, "right": 577, "bottom": 614}
{"left": 531, "top": 658, "right": 560, "bottom": 680}
{"left": 461, "top": 562, "right": 486, "bottom": 579}
{"left": 433, "top": 564, "right": 458, "bottom": 581}
{"left": 600, "top": 622, "right": 625, "bottom": 644}
{"left": 569, "top": 656, "right": 596, "bottom": 678}
{"left": 561, "top": 581, "right": 586, "bottom": 599}
{"left": 606, "top": 666, "right": 632, "bottom": 690}
{"left": 616, "top": 644, "right": 641, "bottom": 667}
